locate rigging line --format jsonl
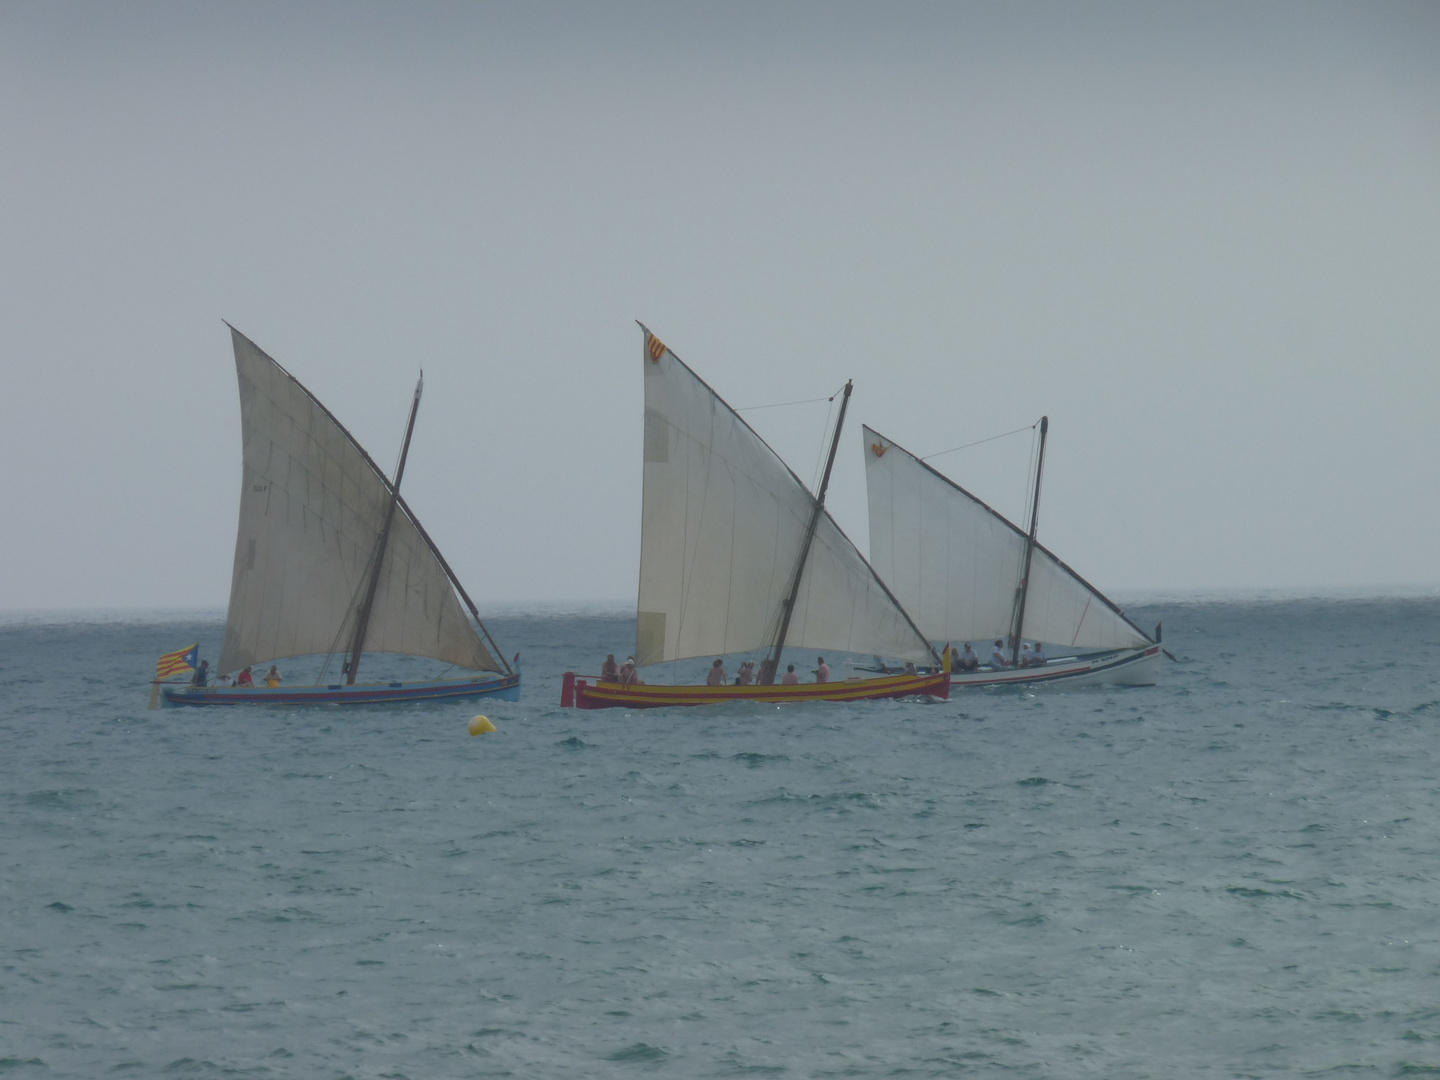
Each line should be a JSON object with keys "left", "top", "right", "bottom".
{"left": 1022, "top": 424, "right": 1041, "bottom": 539}
{"left": 921, "top": 421, "right": 1038, "bottom": 462}
{"left": 734, "top": 384, "right": 848, "bottom": 413}
{"left": 811, "top": 394, "right": 838, "bottom": 494}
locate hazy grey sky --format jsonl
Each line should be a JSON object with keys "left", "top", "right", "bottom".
{"left": 3, "top": 1, "right": 1438, "bottom": 611}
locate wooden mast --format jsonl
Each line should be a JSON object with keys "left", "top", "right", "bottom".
{"left": 344, "top": 373, "right": 424, "bottom": 685}
{"left": 759, "top": 380, "right": 853, "bottom": 685}
{"left": 1010, "top": 415, "right": 1048, "bottom": 668}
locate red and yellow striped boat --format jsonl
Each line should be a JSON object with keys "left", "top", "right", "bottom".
{"left": 561, "top": 670, "right": 950, "bottom": 710}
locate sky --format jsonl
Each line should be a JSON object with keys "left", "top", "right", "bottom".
{"left": 2, "top": 1, "right": 1439, "bottom": 613}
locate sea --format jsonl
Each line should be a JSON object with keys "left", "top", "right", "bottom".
{"left": 3, "top": 596, "right": 1440, "bottom": 1079}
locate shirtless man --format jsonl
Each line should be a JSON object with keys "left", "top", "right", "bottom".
{"left": 781, "top": 664, "right": 800, "bottom": 685}
{"left": 815, "top": 657, "right": 830, "bottom": 683}
{"left": 706, "top": 658, "right": 728, "bottom": 686}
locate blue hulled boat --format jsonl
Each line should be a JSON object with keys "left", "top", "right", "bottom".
{"left": 158, "top": 326, "right": 519, "bottom": 708}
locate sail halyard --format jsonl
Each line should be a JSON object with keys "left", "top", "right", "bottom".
{"left": 344, "top": 373, "right": 423, "bottom": 684}
{"left": 635, "top": 325, "right": 938, "bottom": 670}
{"left": 217, "top": 325, "right": 503, "bottom": 677}
{"left": 863, "top": 423, "right": 1153, "bottom": 651}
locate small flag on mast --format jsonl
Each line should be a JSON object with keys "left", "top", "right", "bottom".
{"left": 156, "top": 643, "right": 199, "bottom": 680}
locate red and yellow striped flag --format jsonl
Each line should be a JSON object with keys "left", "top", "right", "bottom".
{"left": 156, "top": 643, "right": 198, "bottom": 680}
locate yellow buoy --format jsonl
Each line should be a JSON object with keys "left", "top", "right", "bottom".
{"left": 468, "top": 715, "right": 496, "bottom": 736}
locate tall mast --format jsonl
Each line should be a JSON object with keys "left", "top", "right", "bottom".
{"left": 1010, "top": 415, "right": 1048, "bottom": 668}
{"left": 759, "top": 380, "right": 853, "bottom": 684}
{"left": 345, "top": 373, "right": 423, "bottom": 684}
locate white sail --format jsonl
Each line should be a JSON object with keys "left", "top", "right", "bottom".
{"left": 863, "top": 425, "right": 1151, "bottom": 651}
{"left": 217, "top": 328, "right": 499, "bottom": 675}
{"left": 635, "top": 330, "right": 934, "bottom": 667}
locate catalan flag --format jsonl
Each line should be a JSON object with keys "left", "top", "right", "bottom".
{"left": 156, "top": 643, "right": 199, "bottom": 680}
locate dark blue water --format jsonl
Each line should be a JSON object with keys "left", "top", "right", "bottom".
{"left": 3, "top": 599, "right": 1440, "bottom": 1077}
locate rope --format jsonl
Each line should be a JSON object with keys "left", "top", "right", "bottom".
{"left": 735, "top": 384, "right": 847, "bottom": 413}
{"left": 921, "top": 421, "right": 1037, "bottom": 462}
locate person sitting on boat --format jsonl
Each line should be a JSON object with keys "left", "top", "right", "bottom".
{"left": 758, "top": 658, "right": 778, "bottom": 684}
{"left": 1019, "top": 641, "right": 1035, "bottom": 667}
{"left": 1030, "top": 641, "right": 1046, "bottom": 666}
{"left": 237, "top": 666, "right": 254, "bottom": 687}
{"left": 904, "top": 660, "right": 917, "bottom": 675}
{"left": 265, "top": 665, "right": 282, "bottom": 687}
{"left": 619, "top": 656, "right": 641, "bottom": 686}
{"left": 815, "top": 657, "right": 830, "bottom": 683}
{"left": 958, "top": 643, "right": 980, "bottom": 672}
{"left": 990, "top": 640, "right": 1009, "bottom": 669}
{"left": 706, "top": 658, "right": 728, "bottom": 686}
{"left": 600, "top": 654, "right": 619, "bottom": 682}
{"left": 782, "top": 664, "right": 800, "bottom": 685}
{"left": 215, "top": 671, "right": 233, "bottom": 687}
{"left": 736, "top": 660, "right": 755, "bottom": 686}
{"left": 191, "top": 660, "right": 210, "bottom": 687}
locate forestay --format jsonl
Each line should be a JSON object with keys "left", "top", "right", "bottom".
{"left": 635, "top": 331, "right": 934, "bottom": 668}
{"left": 863, "top": 425, "right": 1151, "bottom": 652}
{"left": 217, "top": 328, "right": 499, "bottom": 675}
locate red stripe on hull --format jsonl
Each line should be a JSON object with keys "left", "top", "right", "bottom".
{"left": 565, "top": 671, "right": 950, "bottom": 710}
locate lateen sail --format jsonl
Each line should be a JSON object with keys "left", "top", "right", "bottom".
{"left": 863, "top": 425, "right": 1151, "bottom": 651}
{"left": 217, "top": 327, "right": 500, "bottom": 675}
{"left": 635, "top": 331, "right": 934, "bottom": 667}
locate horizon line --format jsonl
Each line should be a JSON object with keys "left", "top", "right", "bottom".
{"left": 6, "top": 583, "right": 1440, "bottom": 627}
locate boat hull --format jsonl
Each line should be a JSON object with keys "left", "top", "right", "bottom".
{"left": 561, "top": 670, "right": 950, "bottom": 710}
{"left": 161, "top": 672, "right": 521, "bottom": 707}
{"left": 949, "top": 645, "right": 1161, "bottom": 689}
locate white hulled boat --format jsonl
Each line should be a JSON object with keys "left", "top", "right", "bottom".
{"left": 863, "top": 421, "right": 1160, "bottom": 688}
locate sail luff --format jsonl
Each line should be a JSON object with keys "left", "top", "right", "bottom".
{"left": 222, "top": 323, "right": 405, "bottom": 532}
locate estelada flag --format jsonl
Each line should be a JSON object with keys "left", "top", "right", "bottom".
{"left": 156, "top": 643, "right": 199, "bottom": 679}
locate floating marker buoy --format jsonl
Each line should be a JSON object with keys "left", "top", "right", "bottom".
{"left": 468, "top": 715, "right": 496, "bottom": 736}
